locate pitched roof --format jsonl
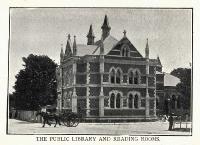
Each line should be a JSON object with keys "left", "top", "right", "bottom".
{"left": 76, "top": 44, "right": 97, "bottom": 56}
{"left": 164, "top": 73, "right": 180, "bottom": 87}
{"left": 93, "top": 35, "right": 118, "bottom": 55}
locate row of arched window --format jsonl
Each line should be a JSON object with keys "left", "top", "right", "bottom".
{"left": 108, "top": 91, "right": 140, "bottom": 109}
{"left": 110, "top": 68, "right": 141, "bottom": 84}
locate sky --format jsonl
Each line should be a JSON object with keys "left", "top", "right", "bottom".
{"left": 9, "top": 8, "right": 192, "bottom": 93}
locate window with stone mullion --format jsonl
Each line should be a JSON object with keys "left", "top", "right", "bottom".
{"left": 116, "top": 70, "right": 121, "bottom": 84}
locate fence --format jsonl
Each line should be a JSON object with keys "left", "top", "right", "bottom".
{"left": 11, "top": 110, "right": 42, "bottom": 123}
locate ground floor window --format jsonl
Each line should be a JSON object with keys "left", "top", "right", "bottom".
{"left": 134, "top": 94, "right": 139, "bottom": 108}
{"left": 109, "top": 91, "right": 122, "bottom": 108}
{"left": 116, "top": 93, "right": 121, "bottom": 108}
{"left": 128, "top": 94, "right": 133, "bottom": 108}
{"left": 110, "top": 93, "right": 115, "bottom": 108}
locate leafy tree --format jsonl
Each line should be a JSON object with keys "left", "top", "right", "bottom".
{"left": 170, "top": 68, "right": 191, "bottom": 110}
{"left": 14, "top": 54, "right": 57, "bottom": 110}
{"left": 9, "top": 93, "right": 16, "bottom": 109}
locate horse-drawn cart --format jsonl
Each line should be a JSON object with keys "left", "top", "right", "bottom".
{"left": 37, "top": 105, "right": 80, "bottom": 127}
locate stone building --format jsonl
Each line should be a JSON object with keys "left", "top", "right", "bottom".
{"left": 56, "top": 15, "right": 180, "bottom": 121}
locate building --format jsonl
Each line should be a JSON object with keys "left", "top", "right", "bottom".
{"left": 56, "top": 15, "right": 182, "bottom": 121}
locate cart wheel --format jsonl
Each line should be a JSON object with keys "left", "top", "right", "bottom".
{"left": 71, "top": 115, "right": 80, "bottom": 127}
{"left": 62, "top": 116, "right": 70, "bottom": 127}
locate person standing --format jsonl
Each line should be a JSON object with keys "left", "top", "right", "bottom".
{"left": 168, "top": 114, "right": 174, "bottom": 131}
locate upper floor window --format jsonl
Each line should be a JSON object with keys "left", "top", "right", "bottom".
{"left": 134, "top": 71, "right": 139, "bottom": 84}
{"left": 110, "top": 69, "right": 115, "bottom": 84}
{"left": 128, "top": 69, "right": 140, "bottom": 84}
{"left": 121, "top": 45, "right": 130, "bottom": 57}
{"left": 109, "top": 67, "right": 122, "bottom": 84}
{"left": 129, "top": 71, "right": 134, "bottom": 84}
{"left": 116, "top": 69, "right": 121, "bottom": 84}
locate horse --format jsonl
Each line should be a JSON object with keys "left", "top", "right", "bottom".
{"left": 36, "top": 111, "right": 61, "bottom": 127}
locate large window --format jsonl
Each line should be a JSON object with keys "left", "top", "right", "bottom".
{"left": 134, "top": 71, "right": 139, "bottom": 84}
{"left": 128, "top": 94, "right": 133, "bottom": 108}
{"left": 134, "top": 94, "right": 139, "bottom": 108}
{"left": 110, "top": 68, "right": 122, "bottom": 84}
{"left": 109, "top": 91, "right": 122, "bottom": 109}
{"left": 128, "top": 69, "right": 140, "bottom": 84}
{"left": 110, "top": 69, "right": 115, "bottom": 84}
{"left": 116, "top": 93, "right": 121, "bottom": 108}
{"left": 110, "top": 93, "right": 115, "bottom": 108}
{"left": 116, "top": 69, "right": 121, "bottom": 84}
{"left": 129, "top": 71, "right": 134, "bottom": 84}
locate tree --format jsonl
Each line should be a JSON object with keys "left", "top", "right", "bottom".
{"left": 14, "top": 54, "right": 57, "bottom": 110}
{"left": 170, "top": 68, "right": 191, "bottom": 110}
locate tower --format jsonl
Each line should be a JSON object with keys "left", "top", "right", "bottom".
{"left": 101, "top": 15, "right": 111, "bottom": 40}
{"left": 87, "top": 24, "right": 95, "bottom": 45}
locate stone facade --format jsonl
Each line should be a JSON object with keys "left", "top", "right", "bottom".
{"left": 56, "top": 15, "right": 179, "bottom": 121}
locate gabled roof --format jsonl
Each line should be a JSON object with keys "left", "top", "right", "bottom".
{"left": 106, "top": 36, "right": 143, "bottom": 58}
{"left": 93, "top": 35, "right": 118, "bottom": 55}
{"left": 164, "top": 73, "right": 180, "bottom": 87}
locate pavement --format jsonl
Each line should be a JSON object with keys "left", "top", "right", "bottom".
{"left": 8, "top": 119, "right": 192, "bottom": 135}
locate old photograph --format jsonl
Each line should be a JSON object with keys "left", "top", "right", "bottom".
{"left": 8, "top": 8, "right": 192, "bottom": 135}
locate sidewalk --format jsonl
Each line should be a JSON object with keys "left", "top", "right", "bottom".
{"left": 8, "top": 119, "right": 192, "bottom": 135}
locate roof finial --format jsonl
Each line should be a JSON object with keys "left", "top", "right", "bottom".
{"left": 123, "top": 30, "right": 127, "bottom": 37}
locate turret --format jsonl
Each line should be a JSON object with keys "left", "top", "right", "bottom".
{"left": 87, "top": 24, "right": 95, "bottom": 45}
{"left": 100, "top": 37, "right": 104, "bottom": 55}
{"left": 60, "top": 44, "right": 64, "bottom": 63}
{"left": 101, "top": 15, "right": 111, "bottom": 40}
{"left": 145, "top": 38, "right": 149, "bottom": 59}
{"left": 73, "top": 35, "right": 77, "bottom": 56}
{"left": 65, "top": 34, "right": 72, "bottom": 57}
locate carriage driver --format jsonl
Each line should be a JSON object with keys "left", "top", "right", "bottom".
{"left": 41, "top": 106, "right": 50, "bottom": 114}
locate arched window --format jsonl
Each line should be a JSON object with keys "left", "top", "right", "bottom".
{"left": 125, "top": 48, "right": 129, "bottom": 57}
{"left": 134, "top": 71, "right": 139, "bottom": 84}
{"left": 134, "top": 94, "right": 139, "bottom": 108}
{"left": 116, "top": 93, "right": 121, "bottom": 108}
{"left": 122, "top": 48, "right": 125, "bottom": 56}
{"left": 128, "top": 94, "right": 133, "bottom": 108}
{"left": 110, "top": 93, "right": 115, "bottom": 108}
{"left": 110, "top": 69, "right": 115, "bottom": 84}
{"left": 171, "top": 95, "right": 176, "bottom": 109}
{"left": 116, "top": 69, "right": 121, "bottom": 84}
{"left": 121, "top": 45, "right": 129, "bottom": 57}
{"left": 129, "top": 71, "right": 134, "bottom": 84}
{"left": 177, "top": 96, "right": 181, "bottom": 109}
